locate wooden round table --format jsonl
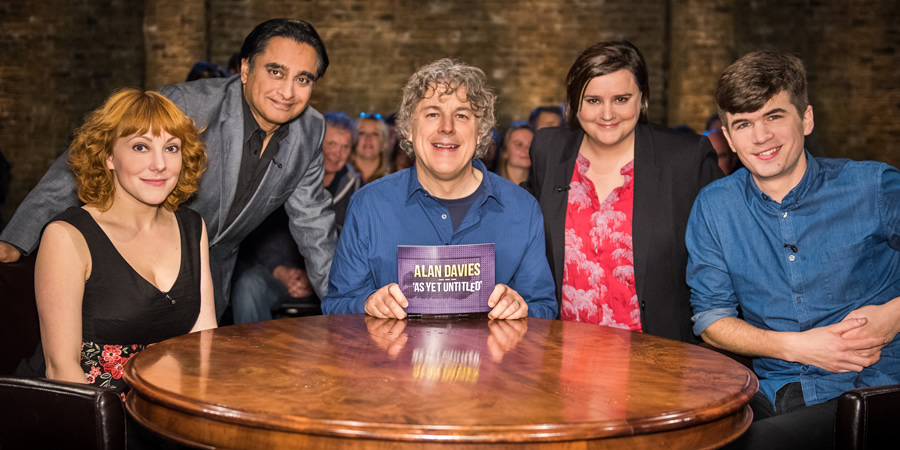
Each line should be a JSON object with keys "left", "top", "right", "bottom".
{"left": 124, "top": 315, "right": 757, "bottom": 449}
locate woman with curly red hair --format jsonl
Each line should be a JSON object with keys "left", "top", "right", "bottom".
{"left": 20, "top": 88, "right": 216, "bottom": 396}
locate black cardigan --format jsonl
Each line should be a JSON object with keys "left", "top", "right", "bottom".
{"left": 528, "top": 123, "right": 721, "bottom": 343}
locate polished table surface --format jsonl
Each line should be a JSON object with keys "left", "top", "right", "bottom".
{"left": 124, "top": 314, "right": 757, "bottom": 449}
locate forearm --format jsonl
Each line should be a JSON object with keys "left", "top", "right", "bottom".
{"left": 285, "top": 154, "right": 337, "bottom": 298}
{"left": 701, "top": 317, "right": 796, "bottom": 361}
{"left": 321, "top": 291, "right": 370, "bottom": 315}
{"left": 44, "top": 359, "right": 88, "bottom": 384}
{"left": 1, "top": 153, "right": 79, "bottom": 254}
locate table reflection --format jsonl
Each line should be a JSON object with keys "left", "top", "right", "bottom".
{"left": 364, "top": 317, "right": 528, "bottom": 384}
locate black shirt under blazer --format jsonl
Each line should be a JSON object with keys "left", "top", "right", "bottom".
{"left": 528, "top": 123, "right": 721, "bottom": 343}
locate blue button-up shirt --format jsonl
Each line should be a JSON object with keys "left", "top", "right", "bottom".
{"left": 322, "top": 159, "right": 558, "bottom": 319}
{"left": 687, "top": 153, "right": 900, "bottom": 407}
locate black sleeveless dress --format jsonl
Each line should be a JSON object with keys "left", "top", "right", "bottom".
{"left": 21, "top": 206, "right": 202, "bottom": 397}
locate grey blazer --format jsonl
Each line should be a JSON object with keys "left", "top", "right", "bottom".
{"left": 0, "top": 76, "right": 337, "bottom": 319}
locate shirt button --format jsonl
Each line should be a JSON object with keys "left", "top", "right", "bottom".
{"left": 441, "top": 214, "right": 447, "bottom": 219}
{"left": 641, "top": 301, "right": 646, "bottom": 309}
{"left": 788, "top": 254, "right": 796, "bottom": 262}
{"left": 782, "top": 212, "right": 788, "bottom": 218}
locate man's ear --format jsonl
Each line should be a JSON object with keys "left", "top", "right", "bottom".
{"left": 240, "top": 58, "right": 251, "bottom": 85}
{"left": 802, "top": 105, "right": 815, "bottom": 136}
{"left": 720, "top": 119, "right": 736, "bottom": 153}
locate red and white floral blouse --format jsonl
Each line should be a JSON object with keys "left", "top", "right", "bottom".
{"left": 561, "top": 154, "right": 641, "bottom": 331}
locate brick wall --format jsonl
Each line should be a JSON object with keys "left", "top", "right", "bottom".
{"left": 1, "top": 0, "right": 898, "bottom": 222}
{"left": 0, "top": 0, "right": 144, "bottom": 223}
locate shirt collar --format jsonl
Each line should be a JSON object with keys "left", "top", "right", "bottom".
{"left": 745, "top": 149, "right": 820, "bottom": 210}
{"left": 405, "top": 158, "right": 502, "bottom": 206}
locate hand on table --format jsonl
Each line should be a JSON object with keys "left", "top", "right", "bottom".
{"left": 487, "top": 284, "right": 527, "bottom": 320}
{"left": 365, "top": 283, "right": 408, "bottom": 319}
{"left": 273, "top": 266, "right": 313, "bottom": 298}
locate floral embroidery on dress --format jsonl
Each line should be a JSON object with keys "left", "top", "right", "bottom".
{"left": 80, "top": 341, "right": 150, "bottom": 399}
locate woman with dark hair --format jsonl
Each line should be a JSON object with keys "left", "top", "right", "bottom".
{"left": 21, "top": 88, "right": 217, "bottom": 396}
{"left": 497, "top": 121, "right": 533, "bottom": 185}
{"left": 528, "top": 41, "right": 720, "bottom": 342}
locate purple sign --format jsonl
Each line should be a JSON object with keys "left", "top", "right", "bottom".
{"left": 398, "top": 243, "right": 495, "bottom": 314}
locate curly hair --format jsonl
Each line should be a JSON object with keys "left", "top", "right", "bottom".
{"left": 68, "top": 88, "right": 207, "bottom": 211}
{"left": 395, "top": 58, "right": 496, "bottom": 159}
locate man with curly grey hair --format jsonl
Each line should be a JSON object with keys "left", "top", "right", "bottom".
{"left": 322, "top": 58, "right": 558, "bottom": 320}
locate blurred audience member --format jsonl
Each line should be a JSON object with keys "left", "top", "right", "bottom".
{"left": 322, "top": 112, "right": 362, "bottom": 229}
{"left": 392, "top": 147, "right": 415, "bottom": 173}
{"left": 481, "top": 128, "right": 501, "bottom": 172}
{"left": 351, "top": 113, "right": 389, "bottom": 183}
{"left": 226, "top": 52, "right": 241, "bottom": 76}
{"left": 671, "top": 124, "right": 697, "bottom": 135}
{"left": 186, "top": 61, "right": 228, "bottom": 82}
{"left": 498, "top": 121, "right": 533, "bottom": 185}
{"left": 704, "top": 113, "right": 738, "bottom": 175}
{"left": 528, "top": 105, "right": 564, "bottom": 130}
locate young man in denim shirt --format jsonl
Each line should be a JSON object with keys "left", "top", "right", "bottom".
{"left": 687, "top": 51, "right": 900, "bottom": 448}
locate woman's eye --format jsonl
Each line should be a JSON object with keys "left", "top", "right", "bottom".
{"left": 166, "top": 145, "right": 181, "bottom": 153}
{"left": 133, "top": 144, "right": 147, "bottom": 152}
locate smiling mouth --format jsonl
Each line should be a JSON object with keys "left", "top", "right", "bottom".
{"left": 757, "top": 146, "right": 781, "bottom": 159}
{"left": 433, "top": 143, "right": 459, "bottom": 150}
{"left": 270, "top": 99, "right": 293, "bottom": 110}
{"left": 142, "top": 179, "right": 168, "bottom": 186}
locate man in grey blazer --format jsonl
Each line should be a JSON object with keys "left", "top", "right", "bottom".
{"left": 0, "top": 18, "right": 337, "bottom": 321}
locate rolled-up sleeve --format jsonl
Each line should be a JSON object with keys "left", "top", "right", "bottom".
{"left": 685, "top": 193, "right": 739, "bottom": 335}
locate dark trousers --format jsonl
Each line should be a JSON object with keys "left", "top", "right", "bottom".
{"left": 726, "top": 382, "right": 838, "bottom": 449}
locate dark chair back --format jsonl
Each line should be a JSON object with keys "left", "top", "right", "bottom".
{"left": 0, "top": 253, "right": 40, "bottom": 375}
{"left": 0, "top": 376, "right": 126, "bottom": 450}
{"left": 835, "top": 384, "right": 900, "bottom": 449}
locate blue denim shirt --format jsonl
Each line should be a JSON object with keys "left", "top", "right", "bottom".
{"left": 322, "top": 159, "right": 558, "bottom": 319}
{"left": 687, "top": 153, "right": 900, "bottom": 407}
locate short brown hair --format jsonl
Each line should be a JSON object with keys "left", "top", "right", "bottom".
{"left": 565, "top": 41, "right": 649, "bottom": 130}
{"left": 396, "top": 58, "right": 496, "bottom": 159}
{"left": 69, "top": 88, "right": 207, "bottom": 211}
{"left": 716, "top": 51, "right": 808, "bottom": 128}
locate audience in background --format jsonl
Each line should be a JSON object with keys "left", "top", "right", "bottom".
{"left": 497, "top": 121, "right": 533, "bottom": 186}
{"left": 322, "top": 113, "right": 363, "bottom": 230}
{"left": 704, "top": 113, "right": 738, "bottom": 175}
{"left": 186, "top": 61, "right": 228, "bottom": 82}
{"left": 323, "top": 58, "right": 558, "bottom": 320}
{"left": 17, "top": 89, "right": 216, "bottom": 395}
{"left": 528, "top": 105, "right": 564, "bottom": 130}
{"left": 527, "top": 41, "right": 720, "bottom": 341}
{"left": 350, "top": 113, "right": 389, "bottom": 183}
